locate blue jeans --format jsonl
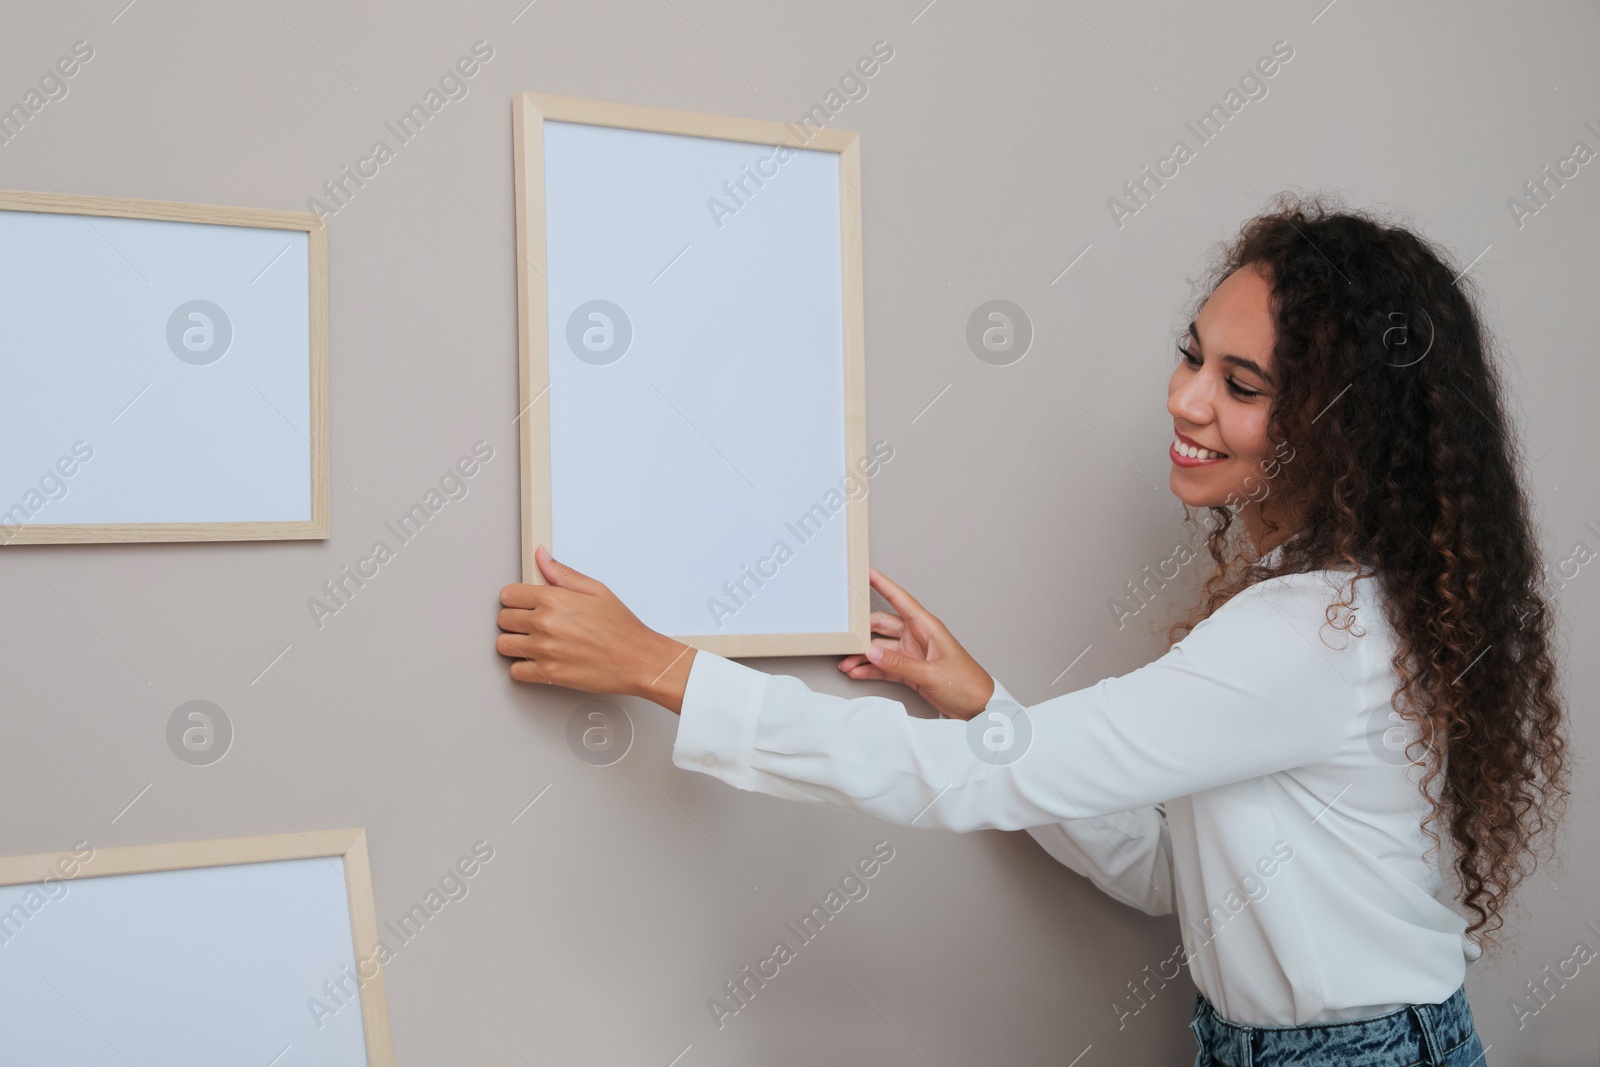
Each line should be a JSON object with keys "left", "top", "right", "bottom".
{"left": 1189, "top": 984, "right": 1487, "bottom": 1066}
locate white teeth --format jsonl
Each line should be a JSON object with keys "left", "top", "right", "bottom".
{"left": 1174, "top": 436, "right": 1226, "bottom": 460}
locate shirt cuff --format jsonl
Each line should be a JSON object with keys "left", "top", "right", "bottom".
{"left": 671, "top": 648, "right": 771, "bottom": 789}
{"left": 987, "top": 675, "right": 1022, "bottom": 708}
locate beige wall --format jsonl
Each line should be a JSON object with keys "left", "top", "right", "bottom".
{"left": 2, "top": 1, "right": 1596, "bottom": 1062}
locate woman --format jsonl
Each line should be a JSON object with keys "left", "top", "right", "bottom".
{"left": 496, "top": 193, "right": 1569, "bottom": 1066}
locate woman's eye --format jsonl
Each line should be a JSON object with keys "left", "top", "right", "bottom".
{"left": 1180, "top": 342, "right": 1261, "bottom": 398}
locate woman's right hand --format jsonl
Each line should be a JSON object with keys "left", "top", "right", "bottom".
{"left": 836, "top": 567, "right": 997, "bottom": 721}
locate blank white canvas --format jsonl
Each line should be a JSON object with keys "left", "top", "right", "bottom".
{"left": 544, "top": 120, "right": 850, "bottom": 637}
{"left": 0, "top": 856, "right": 367, "bottom": 1065}
{"left": 0, "top": 211, "right": 311, "bottom": 524}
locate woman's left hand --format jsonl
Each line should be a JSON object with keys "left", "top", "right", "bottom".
{"left": 497, "top": 546, "right": 693, "bottom": 704}
{"left": 835, "top": 567, "right": 996, "bottom": 720}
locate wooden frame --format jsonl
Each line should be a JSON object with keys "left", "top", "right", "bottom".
{"left": 0, "top": 827, "right": 392, "bottom": 1066}
{"left": 511, "top": 93, "right": 869, "bottom": 658}
{"left": 0, "top": 188, "right": 330, "bottom": 544}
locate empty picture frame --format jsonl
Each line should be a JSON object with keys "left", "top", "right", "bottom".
{"left": 0, "top": 189, "right": 329, "bottom": 545}
{"left": 512, "top": 93, "right": 869, "bottom": 658}
{"left": 0, "top": 828, "right": 392, "bottom": 1066}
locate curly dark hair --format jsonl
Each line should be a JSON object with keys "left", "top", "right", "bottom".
{"left": 1164, "top": 190, "right": 1570, "bottom": 955}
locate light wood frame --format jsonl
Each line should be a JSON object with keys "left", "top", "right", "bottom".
{"left": 0, "top": 827, "right": 392, "bottom": 1066}
{"left": 0, "top": 188, "right": 330, "bottom": 544}
{"left": 511, "top": 93, "right": 869, "bottom": 658}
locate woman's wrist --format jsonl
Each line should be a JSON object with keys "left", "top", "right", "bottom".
{"left": 946, "top": 673, "right": 998, "bottom": 720}
{"left": 632, "top": 635, "right": 698, "bottom": 715}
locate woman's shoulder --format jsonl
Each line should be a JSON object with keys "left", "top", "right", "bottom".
{"left": 1205, "top": 567, "right": 1392, "bottom": 655}
{"left": 1212, "top": 565, "right": 1364, "bottom": 606}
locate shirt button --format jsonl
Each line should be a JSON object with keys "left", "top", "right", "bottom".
{"left": 700, "top": 753, "right": 717, "bottom": 767}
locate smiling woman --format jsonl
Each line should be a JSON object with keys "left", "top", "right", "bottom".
{"left": 497, "top": 191, "right": 1568, "bottom": 1067}
{"left": 1165, "top": 261, "right": 1292, "bottom": 554}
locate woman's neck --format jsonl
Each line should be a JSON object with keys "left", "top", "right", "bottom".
{"left": 1242, "top": 509, "right": 1304, "bottom": 560}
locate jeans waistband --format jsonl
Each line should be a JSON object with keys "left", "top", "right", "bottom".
{"left": 1189, "top": 984, "right": 1478, "bottom": 1067}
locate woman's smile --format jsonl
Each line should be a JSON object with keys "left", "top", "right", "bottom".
{"left": 1170, "top": 430, "right": 1230, "bottom": 467}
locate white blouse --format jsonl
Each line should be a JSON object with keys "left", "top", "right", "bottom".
{"left": 671, "top": 560, "right": 1481, "bottom": 1027}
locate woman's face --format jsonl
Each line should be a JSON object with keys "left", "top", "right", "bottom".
{"left": 1166, "top": 263, "right": 1281, "bottom": 515}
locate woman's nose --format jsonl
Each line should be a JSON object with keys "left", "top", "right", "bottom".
{"left": 1169, "top": 374, "right": 1216, "bottom": 418}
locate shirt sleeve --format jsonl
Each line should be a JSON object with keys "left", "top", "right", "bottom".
{"left": 1023, "top": 807, "right": 1175, "bottom": 916}
{"left": 929, "top": 673, "right": 1178, "bottom": 913}
{"left": 671, "top": 572, "right": 1363, "bottom": 832}
{"left": 996, "top": 674, "right": 1176, "bottom": 915}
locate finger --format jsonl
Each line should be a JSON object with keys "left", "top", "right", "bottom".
{"left": 501, "top": 640, "right": 556, "bottom": 684}
{"left": 497, "top": 607, "right": 540, "bottom": 634}
{"left": 535, "top": 545, "right": 605, "bottom": 594}
{"left": 509, "top": 659, "right": 554, "bottom": 685}
{"left": 841, "top": 634, "right": 912, "bottom": 674}
{"left": 840, "top": 617, "right": 904, "bottom": 669}
{"left": 500, "top": 582, "right": 552, "bottom": 610}
{"left": 868, "top": 567, "right": 931, "bottom": 624}
{"left": 869, "top": 611, "right": 905, "bottom": 637}
{"left": 496, "top": 632, "right": 538, "bottom": 658}
{"left": 840, "top": 662, "right": 892, "bottom": 683}
{"left": 866, "top": 643, "right": 941, "bottom": 690}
